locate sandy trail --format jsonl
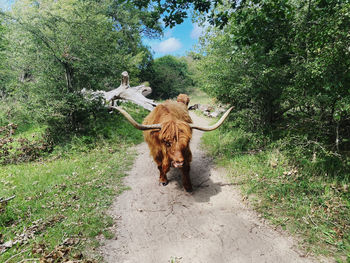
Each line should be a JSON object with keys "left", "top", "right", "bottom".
{"left": 101, "top": 112, "right": 319, "bottom": 263}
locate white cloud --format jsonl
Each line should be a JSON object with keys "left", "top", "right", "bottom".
{"left": 191, "top": 22, "right": 210, "bottom": 39}
{"left": 153, "top": 38, "right": 182, "bottom": 53}
{"left": 164, "top": 29, "right": 173, "bottom": 38}
{"left": 191, "top": 23, "right": 203, "bottom": 39}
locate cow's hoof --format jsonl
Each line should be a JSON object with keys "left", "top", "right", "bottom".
{"left": 184, "top": 186, "right": 193, "bottom": 192}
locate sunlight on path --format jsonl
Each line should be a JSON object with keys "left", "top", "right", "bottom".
{"left": 100, "top": 113, "right": 320, "bottom": 263}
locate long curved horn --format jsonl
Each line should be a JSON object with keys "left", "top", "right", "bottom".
{"left": 190, "top": 106, "right": 234, "bottom": 131}
{"left": 109, "top": 106, "right": 161, "bottom": 130}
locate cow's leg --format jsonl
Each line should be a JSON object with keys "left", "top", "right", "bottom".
{"left": 158, "top": 164, "right": 170, "bottom": 186}
{"left": 181, "top": 163, "right": 192, "bottom": 192}
{"left": 154, "top": 152, "right": 169, "bottom": 186}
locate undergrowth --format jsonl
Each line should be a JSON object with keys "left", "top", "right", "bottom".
{"left": 202, "top": 126, "right": 350, "bottom": 262}
{"left": 0, "top": 103, "right": 147, "bottom": 262}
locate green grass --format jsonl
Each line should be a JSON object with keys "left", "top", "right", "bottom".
{"left": 0, "top": 103, "right": 147, "bottom": 262}
{"left": 188, "top": 88, "right": 215, "bottom": 105}
{"left": 202, "top": 128, "right": 350, "bottom": 262}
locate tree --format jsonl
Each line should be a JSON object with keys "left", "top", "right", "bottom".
{"left": 148, "top": 55, "right": 193, "bottom": 99}
{"left": 195, "top": 0, "right": 350, "bottom": 157}
{"left": 0, "top": 17, "right": 8, "bottom": 98}
{"left": 197, "top": 0, "right": 295, "bottom": 129}
{"left": 128, "top": 0, "right": 238, "bottom": 28}
{"left": 0, "top": 0, "right": 161, "bottom": 136}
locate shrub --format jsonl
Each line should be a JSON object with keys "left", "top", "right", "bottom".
{"left": 148, "top": 55, "right": 193, "bottom": 99}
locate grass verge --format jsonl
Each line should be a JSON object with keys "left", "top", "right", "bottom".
{"left": 188, "top": 88, "right": 215, "bottom": 106}
{"left": 0, "top": 104, "right": 147, "bottom": 262}
{"left": 202, "top": 128, "right": 350, "bottom": 262}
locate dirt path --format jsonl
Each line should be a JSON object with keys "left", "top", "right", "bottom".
{"left": 100, "top": 113, "right": 320, "bottom": 263}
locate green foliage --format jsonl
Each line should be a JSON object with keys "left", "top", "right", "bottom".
{"left": 148, "top": 55, "right": 193, "bottom": 99}
{"left": 194, "top": 0, "right": 350, "bottom": 171}
{"left": 202, "top": 127, "right": 350, "bottom": 260}
{"left": 0, "top": 0, "right": 159, "bottom": 141}
{"left": 127, "top": 0, "right": 237, "bottom": 28}
{"left": 193, "top": 2, "right": 350, "bottom": 257}
{"left": 196, "top": 0, "right": 294, "bottom": 130}
{"left": 0, "top": 17, "right": 9, "bottom": 96}
{"left": 52, "top": 102, "right": 147, "bottom": 151}
{"left": 0, "top": 102, "right": 148, "bottom": 164}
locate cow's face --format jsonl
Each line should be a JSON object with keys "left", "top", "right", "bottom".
{"left": 159, "top": 121, "right": 192, "bottom": 168}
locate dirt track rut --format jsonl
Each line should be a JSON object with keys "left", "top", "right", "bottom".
{"left": 100, "top": 112, "right": 321, "bottom": 263}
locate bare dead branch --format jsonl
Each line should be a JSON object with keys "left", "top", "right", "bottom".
{"left": 82, "top": 71, "right": 158, "bottom": 111}
{"left": 0, "top": 195, "right": 16, "bottom": 204}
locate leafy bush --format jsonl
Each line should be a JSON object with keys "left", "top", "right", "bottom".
{"left": 48, "top": 102, "right": 148, "bottom": 157}
{"left": 148, "top": 55, "right": 193, "bottom": 99}
{"left": 194, "top": 0, "right": 350, "bottom": 181}
{"left": 1, "top": 0, "right": 160, "bottom": 144}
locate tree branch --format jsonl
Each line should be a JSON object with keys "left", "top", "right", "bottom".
{"left": 0, "top": 195, "right": 16, "bottom": 204}
{"left": 82, "top": 71, "right": 157, "bottom": 111}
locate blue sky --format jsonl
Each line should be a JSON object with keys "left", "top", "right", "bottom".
{"left": 143, "top": 17, "right": 203, "bottom": 58}
{"left": 0, "top": 0, "right": 202, "bottom": 57}
{"left": 0, "top": 0, "right": 12, "bottom": 10}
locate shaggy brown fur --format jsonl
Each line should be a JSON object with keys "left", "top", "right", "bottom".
{"left": 176, "top": 93, "right": 190, "bottom": 107}
{"left": 143, "top": 100, "right": 193, "bottom": 191}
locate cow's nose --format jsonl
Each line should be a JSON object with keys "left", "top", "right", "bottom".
{"left": 173, "top": 161, "right": 184, "bottom": 168}
{"left": 174, "top": 161, "right": 184, "bottom": 168}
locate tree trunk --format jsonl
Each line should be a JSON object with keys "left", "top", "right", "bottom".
{"left": 82, "top": 71, "right": 157, "bottom": 111}
{"left": 64, "top": 62, "right": 74, "bottom": 92}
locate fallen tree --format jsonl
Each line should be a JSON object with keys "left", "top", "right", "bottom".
{"left": 82, "top": 71, "right": 157, "bottom": 111}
